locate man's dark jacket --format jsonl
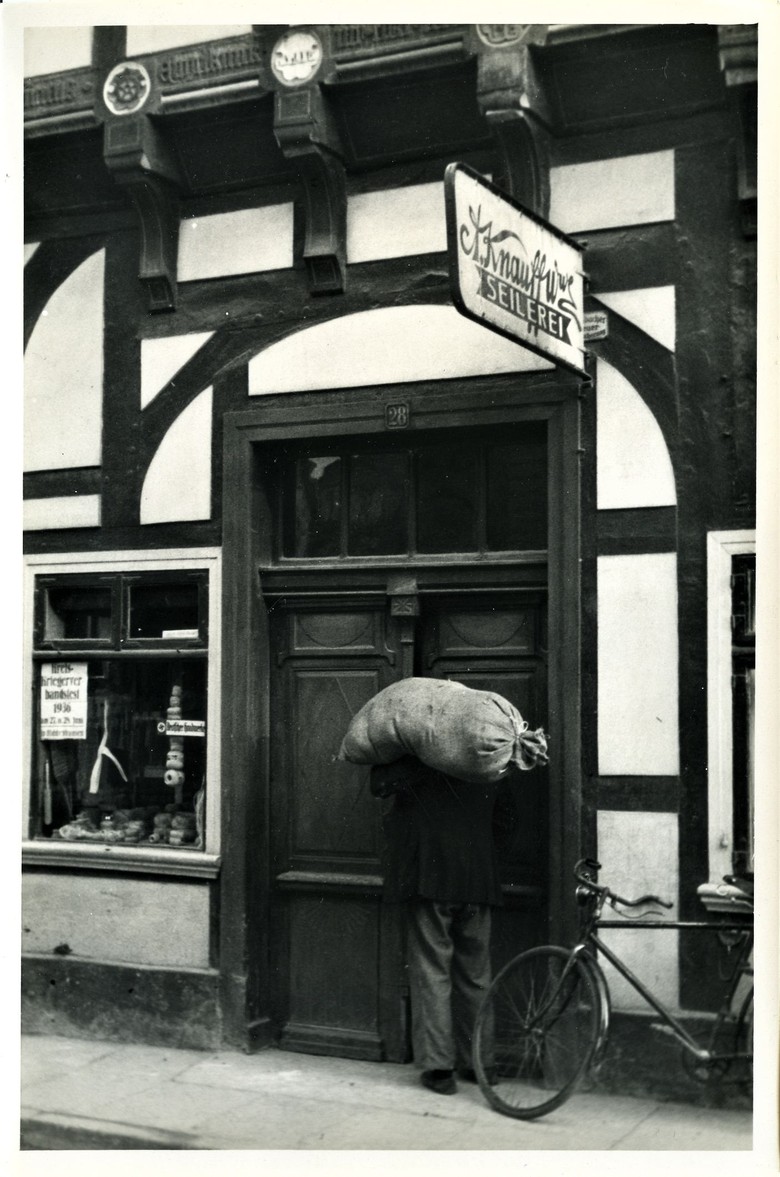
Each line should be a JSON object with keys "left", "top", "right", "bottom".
{"left": 371, "top": 756, "right": 504, "bottom": 906}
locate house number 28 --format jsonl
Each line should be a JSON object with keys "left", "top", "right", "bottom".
{"left": 385, "top": 403, "right": 410, "bottom": 429}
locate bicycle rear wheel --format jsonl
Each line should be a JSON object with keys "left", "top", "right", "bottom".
{"left": 472, "top": 945, "right": 602, "bottom": 1119}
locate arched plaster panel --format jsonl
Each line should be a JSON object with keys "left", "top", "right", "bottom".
{"left": 141, "top": 332, "right": 214, "bottom": 408}
{"left": 597, "top": 359, "right": 676, "bottom": 509}
{"left": 24, "top": 249, "right": 105, "bottom": 472}
{"left": 140, "top": 388, "right": 213, "bottom": 524}
{"left": 597, "top": 287, "right": 676, "bottom": 352}
{"left": 248, "top": 305, "right": 552, "bottom": 395}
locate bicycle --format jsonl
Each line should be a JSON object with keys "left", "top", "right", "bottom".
{"left": 472, "top": 857, "right": 754, "bottom": 1120}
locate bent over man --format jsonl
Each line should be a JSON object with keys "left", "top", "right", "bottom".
{"left": 371, "top": 755, "right": 505, "bottom": 1096}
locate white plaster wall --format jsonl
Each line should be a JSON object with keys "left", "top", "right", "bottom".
{"left": 596, "top": 360, "right": 676, "bottom": 509}
{"left": 24, "top": 495, "right": 101, "bottom": 532}
{"left": 24, "top": 243, "right": 40, "bottom": 265}
{"left": 596, "top": 811, "right": 679, "bottom": 1011}
{"left": 22, "top": 872, "right": 210, "bottom": 969}
{"left": 596, "top": 287, "right": 676, "bottom": 352}
{"left": 348, "top": 183, "right": 447, "bottom": 262}
{"left": 248, "top": 304, "right": 552, "bottom": 396}
{"left": 598, "top": 553, "right": 680, "bottom": 776}
{"left": 24, "top": 27, "right": 92, "bottom": 76}
{"left": 178, "top": 206, "right": 293, "bottom": 282}
{"left": 126, "top": 26, "right": 253, "bottom": 55}
{"left": 550, "top": 151, "right": 675, "bottom": 234}
{"left": 140, "top": 388, "right": 213, "bottom": 524}
{"left": 141, "top": 332, "right": 213, "bottom": 409}
{"left": 24, "top": 249, "right": 105, "bottom": 472}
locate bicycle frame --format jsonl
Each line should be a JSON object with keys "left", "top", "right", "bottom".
{"left": 577, "top": 897, "right": 753, "bottom": 1066}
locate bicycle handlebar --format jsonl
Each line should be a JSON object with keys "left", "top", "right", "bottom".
{"left": 574, "top": 858, "right": 673, "bottom": 910}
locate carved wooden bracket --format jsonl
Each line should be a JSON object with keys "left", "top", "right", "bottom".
{"left": 274, "top": 85, "right": 347, "bottom": 294}
{"left": 468, "top": 25, "right": 551, "bottom": 219}
{"left": 718, "top": 25, "right": 757, "bottom": 239}
{"left": 103, "top": 116, "right": 183, "bottom": 311}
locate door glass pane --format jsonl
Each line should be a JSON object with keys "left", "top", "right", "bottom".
{"left": 416, "top": 445, "right": 479, "bottom": 553}
{"left": 486, "top": 436, "right": 547, "bottom": 551}
{"left": 348, "top": 452, "right": 409, "bottom": 555}
{"left": 285, "top": 456, "right": 342, "bottom": 557}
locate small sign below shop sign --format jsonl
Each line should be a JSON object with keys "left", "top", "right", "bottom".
{"left": 445, "top": 163, "right": 587, "bottom": 376}
{"left": 584, "top": 310, "right": 609, "bottom": 341}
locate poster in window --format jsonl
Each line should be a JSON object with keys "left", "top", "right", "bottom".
{"left": 40, "top": 662, "right": 88, "bottom": 740}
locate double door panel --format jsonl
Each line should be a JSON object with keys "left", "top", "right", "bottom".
{"left": 268, "top": 590, "right": 548, "bottom": 1061}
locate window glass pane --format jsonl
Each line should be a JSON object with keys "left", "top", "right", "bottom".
{"left": 348, "top": 452, "right": 409, "bottom": 555}
{"left": 285, "top": 456, "right": 342, "bottom": 557}
{"left": 36, "top": 659, "right": 207, "bottom": 849}
{"left": 128, "top": 581, "right": 200, "bottom": 639}
{"left": 43, "top": 584, "right": 112, "bottom": 641}
{"left": 486, "top": 436, "right": 547, "bottom": 551}
{"left": 416, "top": 446, "right": 479, "bottom": 553}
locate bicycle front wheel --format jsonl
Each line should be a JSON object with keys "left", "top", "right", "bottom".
{"left": 472, "top": 945, "right": 602, "bottom": 1119}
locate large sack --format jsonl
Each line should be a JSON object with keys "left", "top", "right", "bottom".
{"left": 338, "top": 677, "right": 548, "bottom": 785}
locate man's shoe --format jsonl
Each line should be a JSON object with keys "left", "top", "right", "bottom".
{"left": 421, "top": 1069, "right": 457, "bottom": 1095}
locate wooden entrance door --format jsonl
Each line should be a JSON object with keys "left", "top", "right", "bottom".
{"left": 268, "top": 588, "right": 548, "bottom": 1061}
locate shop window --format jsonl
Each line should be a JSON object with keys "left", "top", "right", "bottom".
{"left": 706, "top": 532, "right": 755, "bottom": 882}
{"left": 730, "top": 553, "right": 755, "bottom": 876}
{"left": 29, "top": 568, "right": 212, "bottom": 851}
{"left": 276, "top": 426, "right": 547, "bottom": 561}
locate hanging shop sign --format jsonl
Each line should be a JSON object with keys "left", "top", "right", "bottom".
{"left": 40, "top": 662, "right": 88, "bottom": 740}
{"left": 445, "top": 162, "right": 587, "bottom": 376}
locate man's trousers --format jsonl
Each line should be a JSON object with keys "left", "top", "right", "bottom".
{"left": 406, "top": 898, "right": 492, "bottom": 1072}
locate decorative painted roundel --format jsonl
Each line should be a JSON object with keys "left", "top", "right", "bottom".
{"left": 103, "top": 62, "right": 151, "bottom": 116}
{"left": 475, "top": 25, "right": 527, "bottom": 47}
{"left": 271, "top": 30, "right": 323, "bottom": 86}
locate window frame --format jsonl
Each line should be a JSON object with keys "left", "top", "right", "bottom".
{"left": 706, "top": 529, "right": 755, "bottom": 883}
{"left": 22, "top": 548, "right": 222, "bottom": 878}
